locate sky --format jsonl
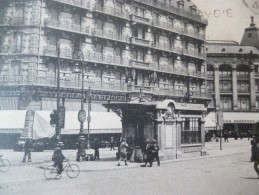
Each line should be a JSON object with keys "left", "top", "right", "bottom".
{"left": 192, "top": 0, "right": 259, "bottom": 43}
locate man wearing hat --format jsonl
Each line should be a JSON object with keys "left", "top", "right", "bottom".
{"left": 151, "top": 139, "right": 160, "bottom": 167}
{"left": 143, "top": 139, "right": 153, "bottom": 167}
{"left": 52, "top": 142, "right": 66, "bottom": 178}
{"left": 23, "top": 138, "right": 33, "bottom": 163}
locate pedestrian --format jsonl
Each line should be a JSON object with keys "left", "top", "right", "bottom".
{"left": 52, "top": 142, "right": 66, "bottom": 178}
{"left": 151, "top": 139, "right": 160, "bottom": 167}
{"left": 223, "top": 130, "right": 229, "bottom": 143}
{"left": 110, "top": 137, "right": 115, "bottom": 150}
{"left": 92, "top": 138, "right": 100, "bottom": 160}
{"left": 143, "top": 139, "right": 153, "bottom": 167}
{"left": 251, "top": 136, "right": 257, "bottom": 162}
{"left": 117, "top": 138, "right": 128, "bottom": 166}
{"left": 253, "top": 138, "right": 259, "bottom": 179}
{"left": 23, "top": 138, "right": 33, "bottom": 163}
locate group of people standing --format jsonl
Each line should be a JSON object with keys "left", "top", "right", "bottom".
{"left": 117, "top": 137, "right": 160, "bottom": 167}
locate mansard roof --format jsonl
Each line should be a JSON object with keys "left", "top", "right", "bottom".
{"left": 206, "top": 43, "right": 259, "bottom": 55}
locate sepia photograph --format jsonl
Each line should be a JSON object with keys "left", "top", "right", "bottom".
{"left": 0, "top": 0, "right": 258, "bottom": 194}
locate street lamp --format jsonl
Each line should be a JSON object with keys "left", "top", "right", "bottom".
{"left": 56, "top": 43, "right": 61, "bottom": 142}
{"left": 73, "top": 48, "right": 87, "bottom": 161}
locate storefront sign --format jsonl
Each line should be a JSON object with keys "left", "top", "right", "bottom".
{"left": 224, "top": 120, "right": 258, "bottom": 124}
{"left": 0, "top": 89, "right": 127, "bottom": 102}
{"left": 0, "top": 75, "right": 33, "bottom": 83}
{"left": 176, "top": 103, "right": 206, "bottom": 111}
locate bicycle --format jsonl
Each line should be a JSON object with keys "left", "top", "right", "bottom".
{"left": 0, "top": 155, "right": 11, "bottom": 172}
{"left": 44, "top": 159, "right": 80, "bottom": 179}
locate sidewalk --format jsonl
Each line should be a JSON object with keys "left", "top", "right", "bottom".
{"left": 0, "top": 138, "right": 251, "bottom": 172}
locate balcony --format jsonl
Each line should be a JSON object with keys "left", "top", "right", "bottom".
{"left": 152, "top": 42, "right": 172, "bottom": 52}
{"left": 50, "top": 0, "right": 91, "bottom": 10}
{"left": 188, "top": 71, "right": 205, "bottom": 78}
{"left": 43, "top": 46, "right": 72, "bottom": 58}
{"left": 0, "top": 16, "right": 24, "bottom": 26}
{"left": 236, "top": 72, "right": 250, "bottom": 78}
{"left": 219, "top": 88, "right": 232, "bottom": 93}
{"left": 92, "top": 29, "right": 130, "bottom": 43}
{"left": 182, "top": 29, "right": 205, "bottom": 40}
{"left": 0, "top": 75, "right": 127, "bottom": 92}
{"left": 95, "top": 5, "right": 130, "bottom": 20}
{"left": 133, "top": 0, "right": 208, "bottom": 25}
{"left": 131, "top": 37, "right": 151, "bottom": 47}
{"left": 237, "top": 88, "right": 250, "bottom": 93}
{"left": 174, "top": 67, "right": 188, "bottom": 75}
{"left": 219, "top": 73, "right": 232, "bottom": 78}
{"left": 182, "top": 48, "right": 205, "bottom": 59}
{"left": 42, "top": 47, "right": 131, "bottom": 67}
{"left": 44, "top": 19, "right": 91, "bottom": 35}
{"left": 192, "top": 91, "right": 208, "bottom": 98}
{"left": 152, "top": 21, "right": 204, "bottom": 40}
{"left": 131, "top": 60, "right": 151, "bottom": 69}
{"left": 131, "top": 14, "right": 152, "bottom": 25}
{"left": 128, "top": 84, "right": 153, "bottom": 93}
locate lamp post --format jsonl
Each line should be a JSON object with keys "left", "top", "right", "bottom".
{"left": 73, "top": 48, "right": 87, "bottom": 161}
{"left": 87, "top": 86, "right": 91, "bottom": 150}
{"left": 56, "top": 43, "right": 61, "bottom": 142}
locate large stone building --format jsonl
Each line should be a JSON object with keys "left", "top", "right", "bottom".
{"left": 0, "top": 0, "right": 209, "bottom": 158}
{"left": 206, "top": 17, "right": 259, "bottom": 136}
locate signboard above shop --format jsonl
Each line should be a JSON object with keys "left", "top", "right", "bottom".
{"left": 223, "top": 112, "right": 259, "bottom": 124}
{"left": 0, "top": 87, "right": 127, "bottom": 102}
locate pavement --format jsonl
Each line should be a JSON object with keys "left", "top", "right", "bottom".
{"left": 0, "top": 138, "right": 251, "bottom": 172}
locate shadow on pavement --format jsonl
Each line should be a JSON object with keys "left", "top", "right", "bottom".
{"left": 241, "top": 177, "right": 259, "bottom": 180}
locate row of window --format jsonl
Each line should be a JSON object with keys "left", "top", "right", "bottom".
{"left": 207, "top": 70, "right": 252, "bottom": 77}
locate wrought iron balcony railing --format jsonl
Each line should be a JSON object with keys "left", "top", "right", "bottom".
{"left": 92, "top": 29, "right": 130, "bottom": 42}
{"left": 50, "top": 0, "right": 91, "bottom": 10}
{"left": 133, "top": 0, "right": 208, "bottom": 25}
{"left": 95, "top": 5, "right": 130, "bottom": 20}
{"left": 131, "top": 60, "right": 151, "bottom": 69}
{"left": 0, "top": 16, "right": 24, "bottom": 26}
{"left": 131, "top": 37, "right": 151, "bottom": 47}
{"left": 131, "top": 14, "right": 152, "bottom": 25}
{"left": 44, "top": 19, "right": 91, "bottom": 35}
{"left": 0, "top": 75, "right": 209, "bottom": 99}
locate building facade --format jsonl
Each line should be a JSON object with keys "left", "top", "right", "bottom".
{"left": 206, "top": 17, "right": 259, "bottom": 136}
{"left": 0, "top": 0, "right": 208, "bottom": 154}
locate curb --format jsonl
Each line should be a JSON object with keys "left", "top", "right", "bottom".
{"left": 36, "top": 151, "right": 248, "bottom": 173}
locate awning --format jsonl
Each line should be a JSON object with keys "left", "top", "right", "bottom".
{"left": 223, "top": 112, "right": 259, "bottom": 124}
{"left": 33, "top": 111, "right": 122, "bottom": 138}
{"left": 0, "top": 110, "right": 27, "bottom": 134}
{"left": 205, "top": 112, "right": 216, "bottom": 130}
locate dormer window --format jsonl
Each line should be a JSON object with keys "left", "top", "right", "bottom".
{"left": 190, "top": 5, "right": 197, "bottom": 15}
{"left": 177, "top": 0, "right": 184, "bottom": 10}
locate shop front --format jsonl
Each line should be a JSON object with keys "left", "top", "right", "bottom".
{"left": 223, "top": 112, "right": 259, "bottom": 138}
{"left": 0, "top": 110, "right": 27, "bottom": 149}
{"left": 104, "top": 99, "right": 207, "bottom": 160}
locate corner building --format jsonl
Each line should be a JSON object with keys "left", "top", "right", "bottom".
{"left": 0, "top": 0, "right": 208, "bottom": 158}
{"left": 206, "top": 18, "right": 259, "bottom": 137}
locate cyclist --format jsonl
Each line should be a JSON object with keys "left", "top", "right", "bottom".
{"left": 52, "top": 142, "right": 66, "bottom": 178}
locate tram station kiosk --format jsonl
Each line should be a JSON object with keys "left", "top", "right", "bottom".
{"left": 104, "top": 99, "right": 207, "bottom": 161}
